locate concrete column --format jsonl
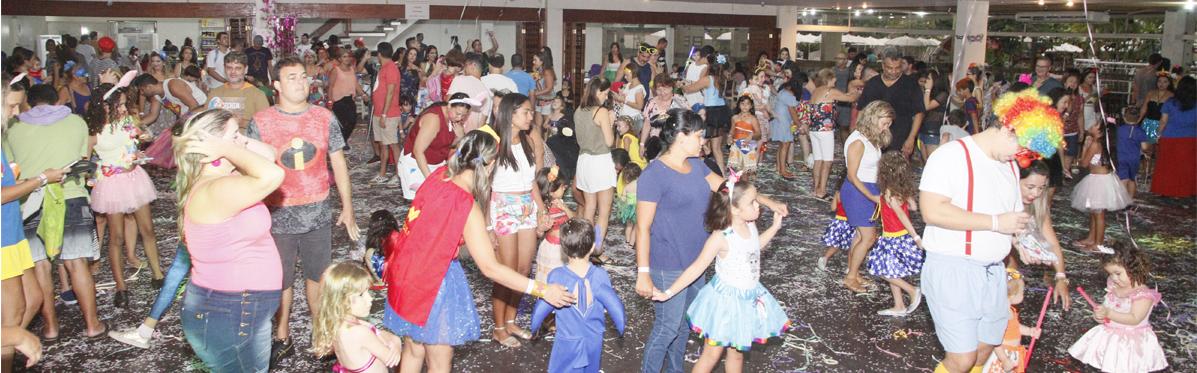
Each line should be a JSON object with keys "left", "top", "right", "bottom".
{"left": 546, "top": 7, "right": 564, "bottom": 77}
{"left": 1161, "top": 10, "right": 1195, "bottom": 68}
{"left": 584, "top": 23, "right": 603, "bottom": 74}
{"left": 664, "top": 25, "right": 675, "bottom": 68}
{"left": 821, "top": 32, "right": 843, "bottom": 62}
{"left": 951, "top": 0, "right": 988, "bottom": 84}
{"left": 777, "top": 6, "right": 798, "bottom": 61}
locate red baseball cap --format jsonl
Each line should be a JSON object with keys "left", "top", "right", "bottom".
{"left": 97, "top": 36, "right": 116, "bottom": 53}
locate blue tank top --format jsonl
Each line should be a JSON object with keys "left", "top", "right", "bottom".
{"left": 73, "top": 90, "right": 90, "bottom": 115}
{"left": 2, "top": 153, "right": 25, "bottom": 247}
{"left": 703, "top": 77, "right": 726, "bottom": 107}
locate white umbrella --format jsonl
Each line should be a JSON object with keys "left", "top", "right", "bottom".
{"left": 795, "top": 33, "right": 821, "bottom": 44}
{"left": 864, "top": 36, "right": 888, "bottom": 46}
{"left": 717, "top": 32, "right": 732, "bottom": 41}
{"left": 1048, "top": 43, "right": 1084, "bottom": 53}
{"left": 842, "top": 34, "right": 869, "bottom": 44}
{"left": 918, "top": 37, "right": 942, "bottom": 46}
{"left": 886, "top": 36, "right": 924, "bottom": 47}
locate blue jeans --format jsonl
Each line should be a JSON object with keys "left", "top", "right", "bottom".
{"left": 642, "top": 269, "right": 706, "bottom": 373}
{"left": 149, "top": 242, "right": 191, "bottom": 321}
{"left": 181, "top": 283, "right": 280, "bottom": 373}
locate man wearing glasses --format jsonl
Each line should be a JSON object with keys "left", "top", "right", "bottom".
{"left": 617, "top": 43, "right": 658, "bottom": 94}
{"left": 1032, "top": 55, "right": 1062, "bottom": 96}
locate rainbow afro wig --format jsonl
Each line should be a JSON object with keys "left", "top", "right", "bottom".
{"left": 992, "top": 89, "right": 1065, "bottom": 165}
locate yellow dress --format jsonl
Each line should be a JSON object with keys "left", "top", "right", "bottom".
{"left": 620, "top": 133, "right": 647, "bottom": 169}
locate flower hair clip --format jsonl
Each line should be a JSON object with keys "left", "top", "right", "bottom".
{"left": 715, "top": 54, "right": 727, "bottom": 65}
{"left": 725, "top": 167, "right": 741, "bottom": 200}
{"left": 548, "top": 165, "right": 559, "bottom": 182}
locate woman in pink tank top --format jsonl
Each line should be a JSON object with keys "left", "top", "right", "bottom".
{"left": 172, "top": 109, "right": 286, "bottom": 373}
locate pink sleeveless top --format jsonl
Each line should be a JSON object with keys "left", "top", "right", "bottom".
{"left": 184, "top": 200, "right": 283, "bottom": 291}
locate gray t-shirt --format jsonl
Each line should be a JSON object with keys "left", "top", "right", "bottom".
{"left": 247, "top": 106, "right": 347, "bottom": 234}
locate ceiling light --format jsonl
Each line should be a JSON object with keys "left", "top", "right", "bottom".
{"left": 1037, "top": 0, "right": 1045, "bottom": 5}
{"left": 347, "top": 32, "right": 385, "bottom": 37}
{"left": 1066, "top": 0, "right": 1074, "bottom": 6}
{"left": 914, "top": 11, "right": 928, "bottom": 17}
{"left": 867, "top": 9, "right": 875, "bottom": 14}
{"left": 862, "top": 2, "right": 868, "bottom": 9}
{"left": 1187, "top": 0, "right": 1196, "bottom": 10}
{"left": 382, "top": 27, "right": 395, "bottom": 31}
{"left": 391, "top": 21, "right": 403, "bottom": 26}
{"left": 854, "top": 10, "right": 861, "bottom": 16}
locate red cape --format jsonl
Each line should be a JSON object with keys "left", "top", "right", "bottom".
{"left": 384, "top": 167, "right": 474, "bottom": 326}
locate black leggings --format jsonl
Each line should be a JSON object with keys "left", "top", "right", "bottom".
{"left": 332, "top": 96, "right": 357, "bottom": 150}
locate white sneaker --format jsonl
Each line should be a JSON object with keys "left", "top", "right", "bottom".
{"left": 370, "top": 174, "right": 389, "bottom": 184}
{"left": 906, "top": 287, "right": 922, "bottom": 314}
{"left": 816, "top": 257, "right": 828, "bottom": 271}
{"left": 877, "top": 309, "right": 907, "bottom": 317}
{"left": 108, "top": 328, "right": 152, "bottom": 349}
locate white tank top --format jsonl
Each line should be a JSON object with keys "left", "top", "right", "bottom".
{"left": 492, "top": 143, "right": 535, "bottom": 193}
{"left": 715, "top": 224, "right": 761, "bottom": 289}
{"left": 683, "top": 63, "right": 707, "bottom": 107}
{"left": 845, "top": 131, "right": 881, "bottom": 183}
{"left": 163, "top": 78, "right": 207, "bottom": 115}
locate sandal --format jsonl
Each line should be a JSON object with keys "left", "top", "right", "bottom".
{"left": 506, "top": 321, "right": 532, "bottom": 340}
{"left": 843, "top": 277, "right": 867, "bottom": 293}
{"left": 85, "top": 321, "right": 110, "bottom": 340}
{"left": 493, "top": 328, "right": 522, "bottom": 348}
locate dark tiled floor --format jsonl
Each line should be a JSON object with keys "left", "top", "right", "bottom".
{"left": 19, "top": 127, "right": 1196, "bottom": 372}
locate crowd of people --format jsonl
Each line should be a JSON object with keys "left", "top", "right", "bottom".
{"left": 1, "top": 27, "right": 1193, "bottom": 373}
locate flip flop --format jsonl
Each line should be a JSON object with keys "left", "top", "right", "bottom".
{"left": 506, "top": 321, "right": 532, "bottom": 340}
{"left": 85, "top": 321, "right": 110, "bottom": 340}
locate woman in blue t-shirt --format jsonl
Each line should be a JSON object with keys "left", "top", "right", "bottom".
{"left": 633, "top": 108, "right": 788, "bottom": 373}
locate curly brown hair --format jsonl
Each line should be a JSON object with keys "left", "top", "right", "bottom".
{"left": 1100, "top": 242, "right": 1152, "bottom": 286}
{"left": 876, "top": 151, "right": 917, "bottom": 202}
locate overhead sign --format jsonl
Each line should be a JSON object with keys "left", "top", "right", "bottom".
{"left": 406, "top": 1, "right": 430, "bottom": 20}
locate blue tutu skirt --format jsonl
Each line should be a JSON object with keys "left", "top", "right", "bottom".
{"left": 866, "top": 234, "right": 924, "bottom": 279}
{"left": 686, "top": 275, "right": 791, "bottom": 351}
{"left": 821, "top": 218, "right": 855, "bottom": 250}
{"left": 839, "top": 181, "right": 879, "bottom": 227}
{"left": 1141, "top": 118, "right": 1160, "bottom": 144}
{"left": 383, "top": 261, "right": 481, "bottom": 345}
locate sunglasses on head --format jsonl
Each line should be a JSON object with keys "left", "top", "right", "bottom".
{"left": 639, "top": 46, "right": 658, "bottom": 54}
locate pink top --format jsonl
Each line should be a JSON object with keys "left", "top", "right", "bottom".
{"left": 329, "top": 65, "right": 357, "bottom": 102}
{"left": 184, "top": 201, "right": 282, "bottom": 291}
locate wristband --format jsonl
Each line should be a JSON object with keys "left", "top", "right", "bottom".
{"left": 664, "top": 289, "right": 674, "bottom": 297}
{"left": 991, "top": 214, "right": 999, "bottom": 232}
{"left": 1055, "top": 272, "right": 1067, "bottom": 279}
{"left": 637, "top": 267, "right": 651, "bottom": 273}
{"left": 524, "top": 279, "right": 535, "bottom": 295}
{"left": 37, "top": 173, "right": 48, "bottom": 188}
{"left": 530, "top": 281, "right": 547, "bottom": 299}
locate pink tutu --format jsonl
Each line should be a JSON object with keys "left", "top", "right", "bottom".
{"left": 144, "top": 129, "right": 176, "bottom": 169}
{"left": 90, "top": 166, "right": 157, "bottom": 214}
{"left": 1068, "top": 285, "right": 1168, "bottom": 372}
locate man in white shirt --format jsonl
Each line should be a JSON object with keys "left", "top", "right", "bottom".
{"left": 76, "top": 34, "right": 97, "bottom": 64}
{"left": 295, "top": 33, "right": 312, "bottom": 58}
{"left": 918, "top": 123, "right": 1034, "bottom": 373}
{"left": 205, "top": 32, "right": 231, "bottom": 89}
{"left": 447, "top": 53, "right": 494, "bottom": 133}
{"left": 481, "top": 54, "right": 518, "bottom": 96}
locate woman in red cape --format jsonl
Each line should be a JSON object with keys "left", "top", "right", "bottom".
{"left": 382, "top": 130, "right": 576, "bottom": 373}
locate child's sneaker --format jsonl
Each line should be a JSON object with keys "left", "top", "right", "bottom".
{"left": 816, "top": 257, "right": 828, "bottom": 271}
{"left": 60, "top": 290, "right": 78, "bottom": 305}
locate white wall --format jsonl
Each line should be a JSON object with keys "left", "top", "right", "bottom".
{"left": 296, "top": 19, "right": 521, "bottom": 59}
{"left": 2, "top": 16, "right": 50, "bottom": 51}
{"left": 3, "top": 16, "right": 204, "bottom": 53}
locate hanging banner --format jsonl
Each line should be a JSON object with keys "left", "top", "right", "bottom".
{"left": 952, "top": 0, "right": 989, "bottom": 83}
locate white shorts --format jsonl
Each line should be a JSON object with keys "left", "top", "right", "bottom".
{"left": 575, "top": 153, "right": 617, "bottom": 193}
{"left": 398, "top": 153, "right": 444, "bottom": 200}
{"left": 809, "top": 131, "right": 836, "bottom": 161}
{"left": 373, "top": 117, "right": 401, "bottom": 145}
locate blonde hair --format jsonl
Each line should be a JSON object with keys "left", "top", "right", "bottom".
{"left": 172, "top": 109, "right": 236, "bottom": 241}
{"left": 1007, "top": 277, "right": 1025, "bottom": 298}
{"left": 812, "top": 68, "right": 836, "bottom": 88}
{"left": 311, "top": 261, "right": 373, "bottom": 357}
{"left": 856, "top": 101, "right": 894, "bottom": 149}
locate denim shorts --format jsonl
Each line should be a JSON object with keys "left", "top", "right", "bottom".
{"left": 24, "top": 197, "right": 100, "bottom": 262}
{"left": 919, "top": 132, "right": 941, "bottom": 146}
{"left": 181, "top": 283, "right": 281, "bottom": 373}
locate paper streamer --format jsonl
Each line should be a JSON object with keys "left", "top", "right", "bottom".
{"left": 1077, "top": 286, "right": 1099, "bottom": 309}
{"left": 1022, "top": 285, "right": 1053, "bottom": 371}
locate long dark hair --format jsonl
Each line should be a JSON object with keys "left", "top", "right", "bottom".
{"left": 540, "top": 47, "right": 555, "bottom": 70}
{"left": 1100, "top": 242, "right": 1152, "bottom": 287}
{"left": 704, "top": 171, "right": 755, "bottom": 232}
{"left": 366, "top": 210, "right": 399, "bottom": 257}
{"left": 1175, "top": 76, "right": 1196, "bottom": 112}
{"left": 607, "top": 43, "right": 622, "bottom": 64}
{"left": 535, "top": 166, "right": 566, "bottom": 203}
{"left": 733, "top": 95, "right": 754, "bottom": 116}
{"left": 580, "top": 77, "right": 611, "bottom": 110}
{"left": 658, "top": 108, "right": 705, "bottom": 155}
{"left": 877, "top": 151, "right": 917, "bottom": 202}
{"left": 494, "top": 93, "right": 534, "bottom": 172}
{"left": 702, "top": 46, "right": 726, "bottom": 98}
{"left": 85, "top": 83, "right": 126, "bottom": 135}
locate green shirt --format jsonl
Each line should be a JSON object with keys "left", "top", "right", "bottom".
{"left": 4, "top": 114, "right": 92, "bottom": 200}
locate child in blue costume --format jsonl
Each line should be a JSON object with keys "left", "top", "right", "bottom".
{"left": 530, "top": 218, "right": 626, "bottom": 373}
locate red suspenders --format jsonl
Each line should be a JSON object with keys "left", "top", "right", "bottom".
{"left": 957, "top": 139, "right": 1017, "bottom": 257}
